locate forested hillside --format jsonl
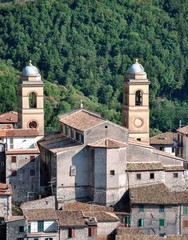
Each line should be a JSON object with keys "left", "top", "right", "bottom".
{"left": 0, "top": 0, "right": 188, "bottom": 134}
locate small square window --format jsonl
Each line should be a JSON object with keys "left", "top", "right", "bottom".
{"left": 11, "top": 156, "right": 16, "bottom": 163}
{"left": 159, "top": 205, "right": 164, "bottom": 212}
{"left": 110, "top": 170, "right": 115, "bottom": 175}
{"left": 139, "top": 205, "right": 144, "bottom": 212}
{"left": 19, "top": 226, "right": 24, "bottom": 232}
{"left": 30, "top": 169, "right": 35, "bottom": 176}
{"left": 173, "top": 173, "right": 178, "bottom": 178}
{"left": 150, "top": 173, "right": 154, "bottom": 179}
{"left": 138, "top": 219, "right": 144, "bottom": 227}
{"left": 136, "top": 173, "right": 141, "bottom": 180}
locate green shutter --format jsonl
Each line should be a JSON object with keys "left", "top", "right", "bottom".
{"left": 125, "top": 216, "right": 130, "bottom": 225}
{"left": 38, "top": 221, "right": 44, "bottom": 232}
{"left": 138, "top": 219, "right": 144, "bottom": 227}
{"left": 28, "top": 224, "right": 31, "bottom": 233}
{"left": 183, "top": 206, "right": 188, "bottom": 215}
{"left": 139, "top": 205, "right": 144, "bottom": 212}
{"left": 159, "top": 219, "right": 165, "bottom": 226}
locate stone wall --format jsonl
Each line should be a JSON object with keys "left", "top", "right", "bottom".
{"left": 131, "top": 205, "right": 179, "bottom": 235}
{"left": 6, "top": 153, "right": 40, "bottom": 203}
{"left": 6, "top": 219, "right": 25, "bottom": 240}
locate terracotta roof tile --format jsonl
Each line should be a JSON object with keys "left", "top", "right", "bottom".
{"left": 164, "top": 165, "right": 184, "bottom": 171}
{"left": 150, "top": 132, "right": 177, "bottom": 145}
{"left": 130, "top": 183, "right": 188, "bottom": 205}
{"left": 0, "top": 111, "right": 18, "bottom": 123}
{"left": 0, "top": 183, "right": 12, "bottom": 195}
{"left": 23, "top": 208, "right": 58, "bottom": 221}
{"left": 63, "top": 202, "right": 114, "bottom": 212}
{"left": 6, "top": 149, "right": 40, "bottom": 154}
{"left": 126, "top": 162, "right": 163, "bottom": 171}
{"left": 59, "top": 109, "right": 105, "bottom": 131}
{"left": 83, "top": 211, "right": 119, "bottom": 222}
{"left": 0, "top": 129, "right": 39, "bottom": 138}
{"left": 57, "top": 211, "right": 87, "bottom": 227}
{"left": 177, "top": 125, "right": 188, "bottom": 135}
{"left": 88, "top": 138, "right": 127, "bottom": 149}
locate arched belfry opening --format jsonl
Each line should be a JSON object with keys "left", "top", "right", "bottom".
{"left": 135, "top": 90, "right": 143, "bottom": 106}
{"left": 29, "top": 92, "right": 37, "bottom": 108}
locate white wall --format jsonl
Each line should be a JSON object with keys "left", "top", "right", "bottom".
{"left": 6, "top": 136, "right": 37, "bottom": 150}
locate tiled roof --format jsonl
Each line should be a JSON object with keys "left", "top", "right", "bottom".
{"left": 23, "top": 208, "right": 58, "bottom": 221}
{"left": 6, "top": 149, "right": 40, "bottom": 154}
{"left": 0, "top": 183, "right": 12, "bottom": 195}
{"left": 150, "top": 132, "right": 177, "bottom": 145}
{"left": 38, "top": 133, "right": 82, "bottom": 153}
{"left": 63, "top": 202, "right": 114, "bottom": 212}
{"left": 83, "top": 211, "right": 119, "bottom": 222}
{"left": 0, "top": 111, "right": 18, "bottom": 123}
{"left": 59, "top": 109, "right": 105, "bottom": 131}
{"left": 0, "top": 129, "right": 39, "bottom": 137}
{"left": 88, "top": 138, "right": 127, "bottom": 149}
{"left": 126, "top": 162, "right": 163, "bottom": 171}
{"left": 5, "top": 215, "right": 25, "bottom": 223}
{"left": 177, "top": 125, "right": 188, "bottom": 135}
{"left": 128, "top": 138, "right": 153, "bottom": 149}
{"left": 0, "top": 124, "right": 14, "bottom": 130}
{"left": 130, "top": 183, "right": 188, "bottom": 205}
{"left": 164, "top": 165, "right": 184, "bottom": 171}
{"left": 57, "top": 211, "right": 87, "bottom": 227}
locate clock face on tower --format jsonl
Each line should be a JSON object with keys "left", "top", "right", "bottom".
{"left": 29, "top": 121, "right": 37, "bottom": 129}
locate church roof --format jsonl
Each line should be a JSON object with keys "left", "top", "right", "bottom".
{"left": 59, "top": 109, "right": 105, "bottom": 131}
{"left": 177, "top": 125, "right": 188, "bottom": 135}
{"left": 88, "top": 138, "right": 127, "bottom": 149}
{"left": 127, "top": 59, "right": 145, "bottom": 74}
{"left": 150, "top": 132, "right": 177, "bottom": 145}
{"left": 0, "top": 111, "right": 18, "bottom": 123}
{"left": 21, "top": 60, "right": 40, "bottom": 76}
{"left": 38, "top": 133, "right": 82, "bottom": 153}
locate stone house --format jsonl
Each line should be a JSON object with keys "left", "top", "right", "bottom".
{"left": 0, "top": 183, "right": 12, "bottom": 220}
{"left": 150, "top": 132, "right": 177, "bottom": 156}
{"left": 129, "top": 183, "right": 188, "bottom": 236}
{"left": 5, "top": 216, "right": 26, "bottom": 240}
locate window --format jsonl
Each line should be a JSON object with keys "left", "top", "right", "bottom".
{"left": 45, "top": 238, "right": 53, "bottom": 240}
{"left": 125, "top": 215, "right": 130, "bottom": 225}
{"left": 136, "top": 174, "right": 141, "bottom": 180}
{"left": 173, "top": 173, "right": 178, "bottom": 178}
{"left": 68, "top": 228, "right": 75, "bottom": 238}
{"left": 30, "top": 156, "right": 35, "bottom": 162}
{"left": 183, "top": 220, "right": 188, "bottom": 227}
{"left": 159, "top": 219, "right": 165, "bottom": 227}
{"left": 11, "top": 156, "right": 16, "bottom": 163}
{"left": 19, "top": 226, "right": 24, "bottom": 232}
{"left": 137, "top": 138, "right": 141, "bottom": 141}
{"left": 110, "top": 170, "right": 115, "bottom": 176}
{"left": 17, "top": 238, "right": 24, "bottom": 240}
{"left": 135, "top": 90, "right": 143, "bottom": 106}
{"left": 159, "top": 147, "right": 164, "bottom": 151}
{"left": 28, "top": 224, "right": 31, "bottom": 233}
{"left": 70, "top": 165, "right": 76, "bottom": 176}
{"left": 183, "top": 205, "right": 188, "bottom": 215}
{"left": 10, "top": 138, "right": 14, "bottom": 149}
{"left": 37, "top": 221, "right": 44, "bottom": 232}
{"left": 139, "top": 205, "right": 144, "bottom": 212}
{"left": 81, "top": 134, "right": 84, "bottom": 143}
{"left": 150, "top": 173, "right": 154, "bottom": 179}
{"left": 138, "top": 219, "right": 144, "bottom": 227}
{"left": 11, "top": 170, "right": 17, "bottom": 177}
{"left": 88, "top": 227, "right": 95, "bottom": 237}
{"left": 30, "top": 169, "right": 35, "bottom": 176}
{"left": 159, "top": 205, "right": 164, "bottom": 212}
{"left": 76, "top": 132, "right": 80, "bottom": 141}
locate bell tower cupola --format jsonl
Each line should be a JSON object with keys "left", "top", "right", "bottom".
{"left": 18, "top": 60, "right": 44, "bottom": 136}
{"left": 123, "top": 59, "right": 150, "bottom": 144}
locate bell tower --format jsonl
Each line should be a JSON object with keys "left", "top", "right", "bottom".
{"left": 123, "top": 60, "right": 150, "bottom": 144}
{"left": 18, "top": 61, "right": 44, "bottom": 137}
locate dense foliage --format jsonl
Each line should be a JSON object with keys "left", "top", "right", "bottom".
{"left": 0, "top": 0, "right": 188, "bottom": 134}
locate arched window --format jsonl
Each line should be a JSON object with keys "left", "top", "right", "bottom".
{"left": 29, "top": 92, "right": 37, "bottom": 108}
{"left": 135, "top": 90, "right": 143, "bottom": 106}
